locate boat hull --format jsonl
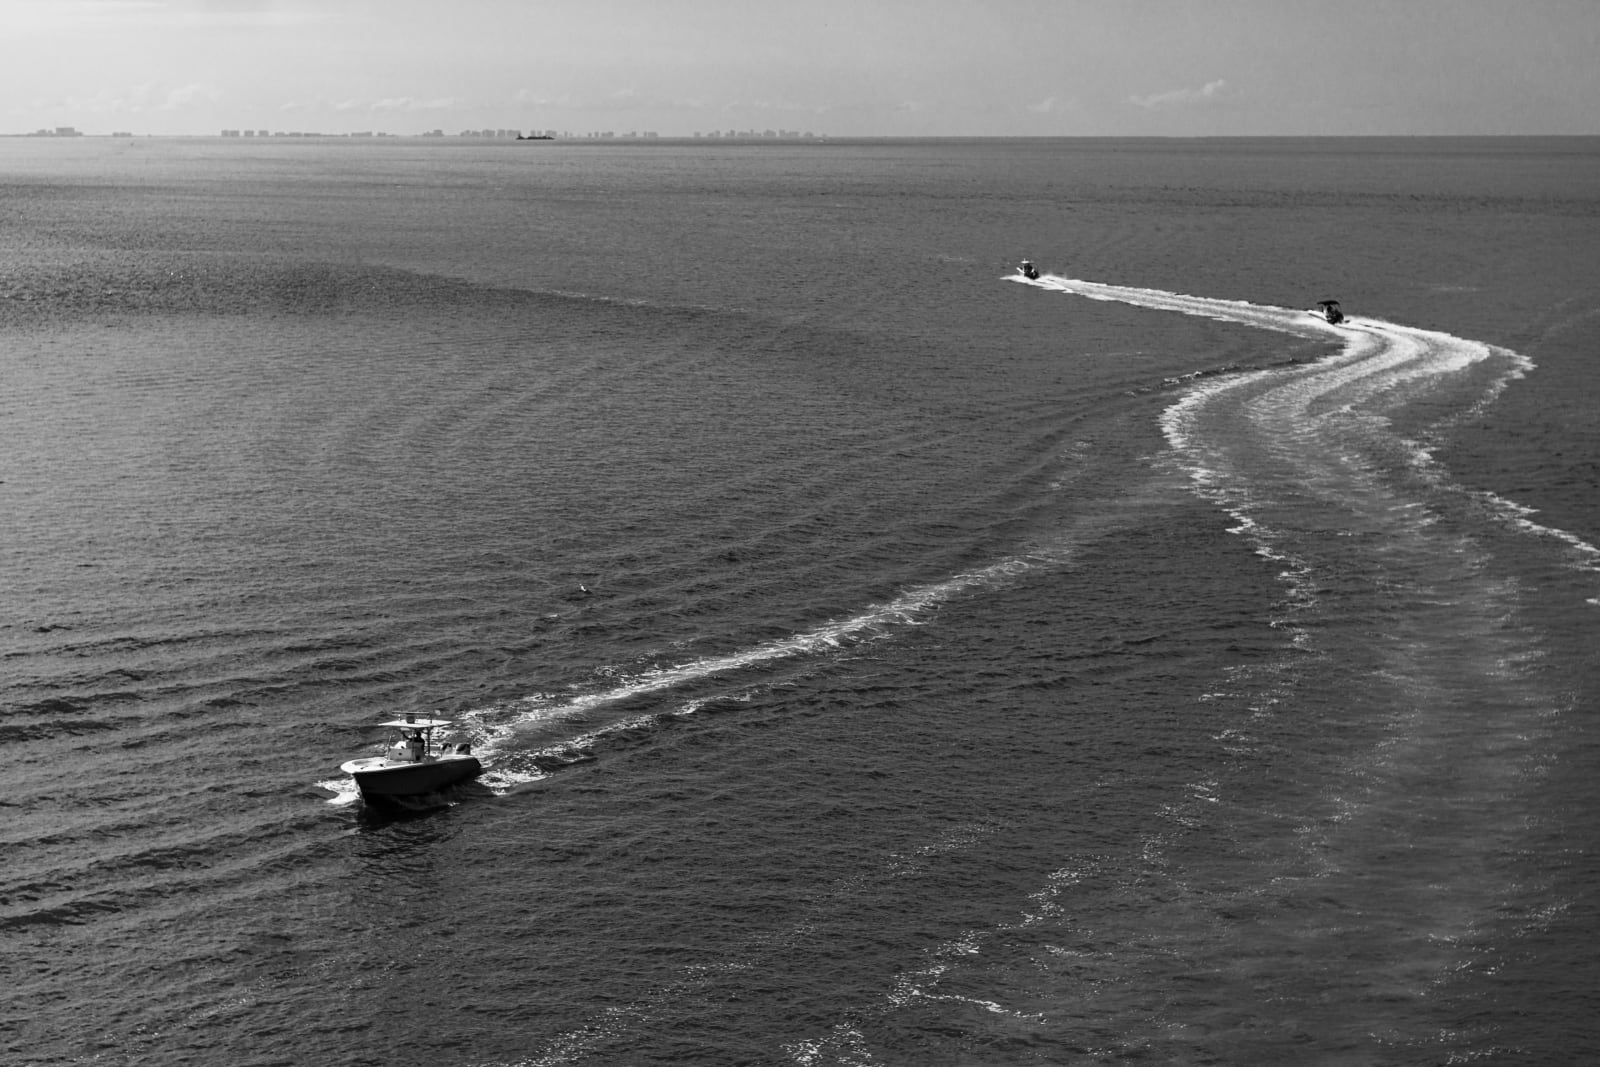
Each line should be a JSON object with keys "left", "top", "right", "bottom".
{"left": 340, "top": 753, "right": 483, "bottom": 800}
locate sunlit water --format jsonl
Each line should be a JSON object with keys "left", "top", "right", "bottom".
{"left": 4, "top": 136, "right": 1599, "bottom": 1066}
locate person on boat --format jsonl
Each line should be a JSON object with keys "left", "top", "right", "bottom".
{"left": 406, "top": 730, "right": 426, "bottom": 762}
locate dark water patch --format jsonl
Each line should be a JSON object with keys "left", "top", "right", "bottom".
{"left": 0, "top": 718, "right": 125, "bottom": 744}
{"left": 47, "top": 626, "right": 289, "bottom": 658}
{"left": 0, "top": 896, "right": 128, "bottom": 932}
{"left": 0, "top": 689, "right": 151, "bottom": 739}
{"left": 0, "top": 256, "right": 445, "bottom": 327}
{"left": 2, "top": 800, "right": 339, "bottom": 931}
{"left": 281, "top": 634, "right": 366, "bottom": 655}
{"left": 12, "top": 695, "right": 94, "bottom": 715}
{"left": 1, "top": 252, "right": 696, "bottom": 332}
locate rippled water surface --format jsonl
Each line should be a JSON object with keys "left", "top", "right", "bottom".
{"left": 4, "top": 137, "right": 1600, "bottom": 1065}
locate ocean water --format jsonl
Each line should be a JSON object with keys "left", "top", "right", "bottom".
{"left": 3, "top": 136, "right": 1599, "bottom": 1066}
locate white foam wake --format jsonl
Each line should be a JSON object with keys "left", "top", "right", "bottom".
{"left": 1022, "top": 273, "right": 1339, "bottom": 341}
{"left": 1017, "top": 273, "right": 1596, "bottom": 576}
{"left": 458, "top": 555, "right": 1046, "bottom": 790}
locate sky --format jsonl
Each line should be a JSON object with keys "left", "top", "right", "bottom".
{"left": 3, "top": 0, "right": 1598, "bottom": 137}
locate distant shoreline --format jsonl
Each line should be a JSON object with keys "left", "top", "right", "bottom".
{"left": 5, "top": 132, "right": 1596, "bottom": 144}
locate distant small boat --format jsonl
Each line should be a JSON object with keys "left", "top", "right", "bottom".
{"left": 1315, "top": 299, "right": 1344, "bottom": 324}
{"left": 340, "top": 714, "right": 482, "bottom": 804}
{"left": 1019, "top": 259, "right": 1040, "bottom": 280}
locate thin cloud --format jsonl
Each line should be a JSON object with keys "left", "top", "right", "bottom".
{"left": 585, "top": 90, "right": 706, "bottom": 113}
{"left": 1026, "top": 96, "right": 1075, "bottom": 115}
{"left": 11, "top": 0, "right": 326, "bottom": 29}
{"left": 513, "top": 89, "right": 567, "bottom": 108}
{"left": 160, "top": 82, "right": 218, "bottom": 110}
{"left": 301, "top": 95, "right": 458, "bottom": 114}
{"left": 51, "top": 80, "right": 217, "bottom": 115}
{"left": 1130, "top": 79, "right": 1229, "bottom": 110}
{"left": 370, "top": 97, "right": 459, "bottom": 112}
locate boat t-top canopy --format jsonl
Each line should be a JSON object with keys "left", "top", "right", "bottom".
{"left": 378, "top": 717, "right": 454, "bottom": 730}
